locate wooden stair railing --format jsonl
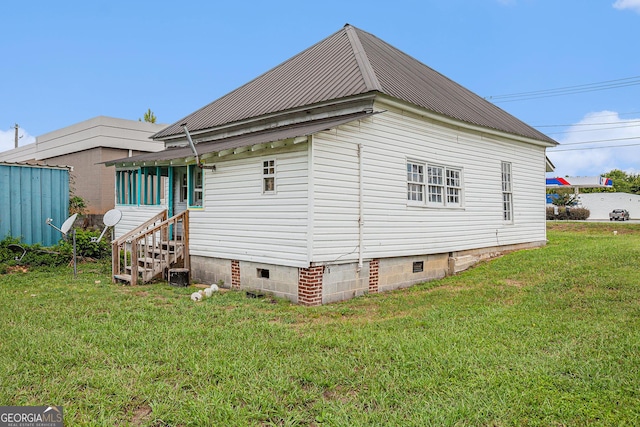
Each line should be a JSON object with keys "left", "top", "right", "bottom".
{"left": 112, "top": 210, "right": 190, "bottom": 285}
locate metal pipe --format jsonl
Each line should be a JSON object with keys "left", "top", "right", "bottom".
{"left": 182, "top": 124, "right": 200, "bottom": 166}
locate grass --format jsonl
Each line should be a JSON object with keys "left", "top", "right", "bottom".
{"left": 1, "top": 222, "right": 639, "bottom": 426}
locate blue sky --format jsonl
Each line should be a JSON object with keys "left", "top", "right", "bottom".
{"left": 1, "top": 0, "right": 639, "bottom": 177}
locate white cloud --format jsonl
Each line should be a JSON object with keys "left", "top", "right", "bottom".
{"left": 613, "top": 0, "right": 640, "bottom": 13}
{"left": 546, "top": 111, "right": 640, "bottom": 177}
{"left": 0, "top": 127, "right": 36, "bottom": 154}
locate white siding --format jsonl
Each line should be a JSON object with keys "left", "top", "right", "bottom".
{"left": 113, "top": 205, "right": 167, "bottom": 239}
{"left": 311, "top": 102, "right": 548, "bottom": 263}
{"left": 188, "top": 146, "right": 310, "bottom": 267}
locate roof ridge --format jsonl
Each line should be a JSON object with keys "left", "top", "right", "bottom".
{"left": 343, "top": 24, "right": 382, "bottom": 92}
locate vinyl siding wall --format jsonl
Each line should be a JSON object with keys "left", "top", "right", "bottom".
{"left": 310, "top": 101, "right": 547, "bottom": 263}
{"left": 114, "top": 205, "right": 167, "bottom": 240}
{"left": 188, "top": 146, "right": 310, "bottom": 267}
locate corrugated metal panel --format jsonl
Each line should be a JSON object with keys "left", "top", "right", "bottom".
{"left": 354, "top": 27, "right": 555, "bottom": 144}
{"left": 154, "top": 28, "right": 369, "bottom": 139}
{"left": 0, "top": 164, "right": 69, "bottom": 246}
{"left": 152, "top": 24, "right": 556, "bottom": 146}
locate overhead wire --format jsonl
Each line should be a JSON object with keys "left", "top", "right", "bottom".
{"left": 485, "top": 75, "right": 640, "bottom": 103}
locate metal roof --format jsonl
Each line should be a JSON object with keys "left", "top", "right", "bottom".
{"left": 153, "top": 24, "right": 556, "bottom": 145}
{"left": 106, "top": 111, "right": 374, "bottom": 166}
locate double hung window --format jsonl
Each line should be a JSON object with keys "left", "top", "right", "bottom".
{"left": 263, "top": 159, "right": 276, "bottom": 194}
{"left": 501, "top": 162, "right": 513, "bottom": 222}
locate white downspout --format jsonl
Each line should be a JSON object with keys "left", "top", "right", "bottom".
{"left": 358, "top": 143, "right": 364, "bottom": 271}
{"left": 307, "top": 135, "right": 314, "bottom": 267}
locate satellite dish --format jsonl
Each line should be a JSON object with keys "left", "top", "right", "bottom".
{"left": 92, "top": 209, "right": 122, "bottom": 243}
{"left": 60, "top": 213, "right": 78, "bottom": 235}
{"left": 46, "top": 213, "right": 78, "bottom": 237}
{"left": 103, "top": 208, "right": 122, "bottom": 227}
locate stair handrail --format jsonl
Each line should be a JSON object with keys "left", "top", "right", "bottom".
{"left": 113, "top": 210, "right": 168, "bottom": 246}
{"left": 112, "top": 210, "right": 190, "bottom": 285}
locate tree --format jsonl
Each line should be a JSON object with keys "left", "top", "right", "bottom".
{"left": 139, "top": 109, "right": 157, "bottom": 123}
{"left": 549, "top": 188, "right": 578, "bottom": 206}
{"left": 604, "top": 169, "right": 634, "bottom": 194}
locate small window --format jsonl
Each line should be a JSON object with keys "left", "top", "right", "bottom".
{"left": 413, "top": 261, "right": 424, "bottom": 273}
{"left": 188, "top": 165, "right": 203, "bottom": 207}
{"left": 263, "top": 159, "right": 275, "bottom": 193}
{"left": 257, "top": 268, "right": 270, "bottom": 279}
{"left": 180, "top": 172, "right": 188, "bottom": 202}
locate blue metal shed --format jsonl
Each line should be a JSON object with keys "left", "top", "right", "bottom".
{"left": 0, "top": 162, "right": 70, "bottom": 246}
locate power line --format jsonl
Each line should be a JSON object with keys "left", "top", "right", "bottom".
{"left": 485, "top": 75, "right": 640, "bottom": 103}
{"left": 545, "top": 122, "right": 640, "bottom": 135}
{"left": 547, "top": 136, "right": 640, "bottom": 147}
{"left": 536, "top": 119, "right": 640, "bottom": 129}
{"left": 550, "top": 142, "right": 640, "bottom": 152}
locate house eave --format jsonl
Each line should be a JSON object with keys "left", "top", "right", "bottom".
{"left": 377, "top": 95, "right": 558, "bottom": 148}
{"left": 155, "top": 93, "right": 378, "bottom": 145}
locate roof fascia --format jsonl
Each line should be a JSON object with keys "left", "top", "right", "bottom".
{"left": 157, "top": 93, "right": 377, "bottom": 145}
{"left": 376, "top": 95, "right": 558, "bottom": 148}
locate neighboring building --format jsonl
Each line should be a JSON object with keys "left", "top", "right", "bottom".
{"left": 0, "top": 116, "right": 165, "bottom": 219}
{"left": 575, "top": 193, "right": 640, "bottom": 220}
{"left": 107, "top": 24, "right": 557, "bottom": 305}
{"left": 0, "top": 162, "right": 70, "bottom": 246}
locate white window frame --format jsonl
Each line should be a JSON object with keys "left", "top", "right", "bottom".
{"left": 407, "top": 160, "right": 463, "bottom": 208}
{"left": 188, "top": 164, "right": 204, "bottom": 208}
{"left": 501, "top": 161, "right": 513, "bottom": 222}
{"left": 262, "top": 159, "right": 276, "bottom": 194}
{"left": 407, "top": 162, "right": 424, "bottom": 203}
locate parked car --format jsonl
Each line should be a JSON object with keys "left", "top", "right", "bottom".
{"left": 609, "top": 209, "right": 630, "bottom": 221}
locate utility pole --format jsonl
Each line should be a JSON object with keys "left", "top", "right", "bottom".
{"left": 14, "top": 123, "right": 19, "bottom": 148}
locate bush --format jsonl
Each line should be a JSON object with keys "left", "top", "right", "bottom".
{"left": 58, "top": 229, "right": 111, "bottom": 260}
{"left": 547, "top": 206, "right": 590, "bottom": 220}
{"left": 0, "top": 230, "right": 111, "bottom": 272}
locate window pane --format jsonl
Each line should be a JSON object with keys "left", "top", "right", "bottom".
{"left": 428, "top": 166, "right": 443, "bottom": 185}
{"left": 428, "top": 185, "right": 443, "bottom": 203}
{"left": 264, "top": 177, "right": 275, "bottom": 192}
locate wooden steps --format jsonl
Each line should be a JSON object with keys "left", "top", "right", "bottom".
{"left": 111, "top": 210, "right": 190, "bottom": 286}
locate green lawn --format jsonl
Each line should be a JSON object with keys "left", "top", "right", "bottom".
{"left": 1, "top": 222, "right": 639, "bottom": 426}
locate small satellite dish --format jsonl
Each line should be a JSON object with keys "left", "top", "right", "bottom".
{"left": 60, "top": 213, "right": 78, "bottom": 235}
{"left": 46, "top": 213, "right": 78, "bottom": 237}
{"left": 92, "top": 209, "right": 123, "bottom": 243}
{"left": 103, "top": 208, "right": 123, "bottom": 227}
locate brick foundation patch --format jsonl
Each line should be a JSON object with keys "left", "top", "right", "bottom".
{"left": 369, "top": 258, "right": 380, "bottom": 293}
{"left": 231, "top": 260, "right": 241, "bottom": 289}
{"left": 298, "top": 265, "right": 324, "bottom": 306}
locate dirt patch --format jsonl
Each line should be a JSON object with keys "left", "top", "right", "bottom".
{"left": 6, "top": 265, "right": 29, "bottom": 273}
{"left": 503, "top": 279, "right": 527, "bottom": 288}
{"left": 131, "top": 405, "right": 152, "bottom": 426}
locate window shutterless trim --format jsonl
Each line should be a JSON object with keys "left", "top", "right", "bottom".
{"left": 263, "top": 158, "right": 276, "bottom": 194}
{"left": 407, "top": 159, "right": 463, "bottom": 208}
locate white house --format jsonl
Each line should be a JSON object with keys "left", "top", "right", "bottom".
{"left": 107, "top": 24, "right": 557, "bottom": 305}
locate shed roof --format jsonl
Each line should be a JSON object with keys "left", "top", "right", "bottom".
{"left": 106, "top": 111, "right": 373, "bottom": 166}
{"left": 153, "top": 24, "right": 555, "bottom": 145}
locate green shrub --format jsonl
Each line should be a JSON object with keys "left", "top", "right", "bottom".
{"left": 59, "top": 229, "right": 111, "bottom": 260}
{"left": 0, "top": 230, "right": 111, "bottom": 272}
{"left": 547, "top": 206, "right": 590, "bottom": 220}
